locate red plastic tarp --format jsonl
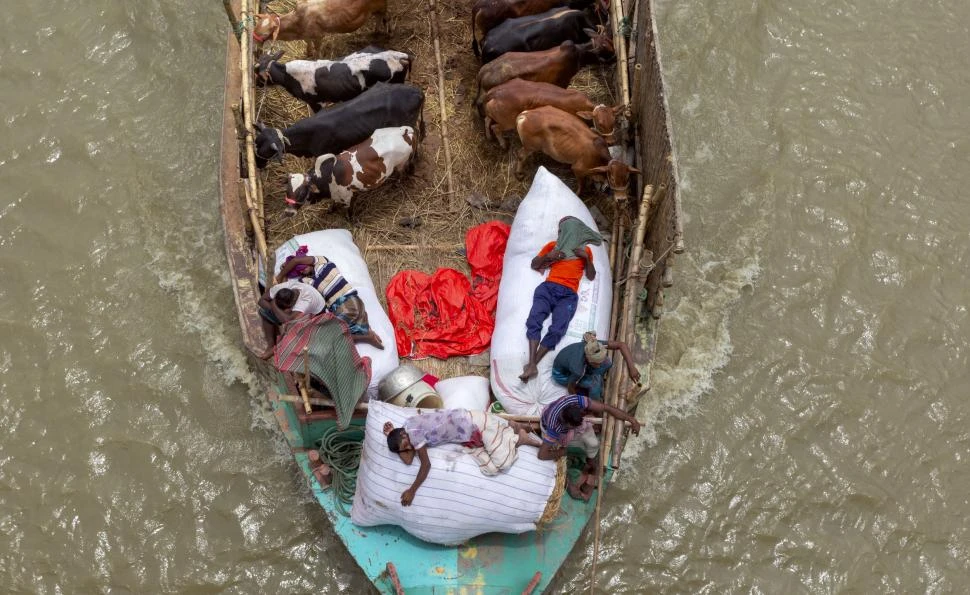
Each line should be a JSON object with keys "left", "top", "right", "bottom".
{"left": 386, "top": 221, "right": 510, "bottom": 359}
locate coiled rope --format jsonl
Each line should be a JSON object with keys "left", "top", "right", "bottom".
{"left": 317, "top": 425, "right": 365, "bottom": 515}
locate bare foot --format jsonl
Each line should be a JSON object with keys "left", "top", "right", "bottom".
{"left": 354, "top": 331, "right": 385, "bottom": 350}
{"left": 567, "top": 481, "right": 591, "bottom": 502}
{"left": 519, "top": 363, "right": 538, "bottom": 383}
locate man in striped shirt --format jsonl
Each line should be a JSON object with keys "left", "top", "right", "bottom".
{"left": 537, "top": 394, "right": 641, "bottom": 501}
{"left": 275, "top": 254, "right": 384, "bottom": 349}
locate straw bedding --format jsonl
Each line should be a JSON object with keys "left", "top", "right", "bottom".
{"left": 255, "top": 0, "right": 619, "bottom": 378}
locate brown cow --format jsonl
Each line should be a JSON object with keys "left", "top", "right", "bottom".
{"left": 474, "top": 26, "right": 613, "bottom": 104}
{"left": 482, "top": 78, "right": 622, "bottom": 148}
{"left": 254, "top": 0, "right": 388, "bottom": 57}
{"left": 515, "top": 105, "right": 639, "bottom": 197}
{"left": 472, "top": 0, "right": 590, "bottom": 58}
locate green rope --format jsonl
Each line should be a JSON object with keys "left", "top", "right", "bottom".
{"left": 317, "top": 425, "right": 365, "bottom": 516}
{"left": 234, "top": 14, "right": 254, "bottom": 36}
{"left": 619, "top": 16, "right": 632, "bottom": 39}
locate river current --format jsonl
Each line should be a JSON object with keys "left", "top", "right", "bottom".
{"left": 2, "top": 0, "right": 969, "bottom": 592}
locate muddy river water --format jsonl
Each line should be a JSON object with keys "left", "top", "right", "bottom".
{"left": 2, "top": 0, "right": 969, "bottom": 592}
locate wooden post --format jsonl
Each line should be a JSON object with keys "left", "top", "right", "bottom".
{"left": 609, "top": 0, "right": 632, "bottom": 121}
{"left": 523, "top": 571, "right": 542, "bottom": 594}
{"left": 630, "top": 63, "right": 643, "bottom": 124}
{"left": 238, "top": 0, "right": 268, "bottom": 268}
{"left": 609, "top": 185, "right": 653, "bottom": 468}
{"left": 300, "top": 348, "right": 312, "bottom": 413}
{"left": 426, "top": 0, "right": 456, "bottom": 208}
{"left": 222, "top": 0, "right": 241, "bottom": 40}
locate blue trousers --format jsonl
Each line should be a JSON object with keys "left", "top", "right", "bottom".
{"left": 526, "top": 281, "right": 578, "bottom": 350}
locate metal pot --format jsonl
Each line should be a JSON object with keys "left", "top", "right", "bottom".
{"left": 377, "top": 364, "right": 427, "bottom": 402}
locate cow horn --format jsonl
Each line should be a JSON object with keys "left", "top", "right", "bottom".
{"left": 271, "top": 49, "right": 284, "bottom": 61}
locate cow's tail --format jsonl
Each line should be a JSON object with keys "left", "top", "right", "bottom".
{"left": 474, "top": 72, "right": 484, "bottom": 111}
{"left": 406, "top": 52, "right": 416, "bottom": 82}
{"left": 417, "top": 92, "right": 427, "bottom": 141}
{"left": 471, "top": 9, "right": 479, "bottom": 58}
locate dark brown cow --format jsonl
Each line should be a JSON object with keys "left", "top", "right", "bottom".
{"left": 514, "top": 105, "right": 639, "bottom": 197}
{"left": 472, "top": 0, "right": 589, "bottom": 58}
{"left": 474, "top": 26, "right": 613, "bottom": 104}
{"left": 482, "top": 78, "right": 622, "bottom": 147}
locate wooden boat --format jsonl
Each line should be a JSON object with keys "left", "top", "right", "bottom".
{"left": 218, "top": 0, "right": 682, "bottom": 590}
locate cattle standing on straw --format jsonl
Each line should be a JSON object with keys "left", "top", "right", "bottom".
{"left": 514, "top": 106, "right": 639, "bottom": 197}
{"left": 256, "top": 47, "right": 412, "bottom": 111}
{"left": 253, "top": 83, "right": 424, "bottom": 167}
{"left": 253, "top": 0, "right": 389, "bottom": 57}
{"left": 482, "top": 78, "right": 622, "bottom": 148}
{"left": 285, "top": 126, "right": 418, "bottom": 213}
{"left": 479, "top": 7, "right": 594, "bottom": 64}
{"left": 474, "top": 26, "right": 614, "bottom": 104}
{"left": 471, "top": 0, "right": 593, "bottom": 58}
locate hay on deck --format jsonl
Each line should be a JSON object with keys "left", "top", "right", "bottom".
{"left": 255, "top": 0, "right": 619, "bottom": 379}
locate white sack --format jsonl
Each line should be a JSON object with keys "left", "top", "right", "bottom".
{"left": 489, "top": 167, "right": 613, "bottom": 415}
{"left": 351, "top": 401, "right": 556, "bottom": 545}
{"left": 435, "top": 376, "right": 491, "bottom": 411}
{"left": 276, "top": 231, "right": 399, "bottom": 401}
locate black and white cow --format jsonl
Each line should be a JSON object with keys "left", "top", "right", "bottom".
{"left": 479, "top": 7, "right": 593, "bottom": 63}
{"left": 255, "top": 46, "right": 412, "bottom": 111}
{"left": 285, "top": 126, "right": 418, "bottom": 213}
{"left": 253, "top": 82, "right": 425, "bottom": 167}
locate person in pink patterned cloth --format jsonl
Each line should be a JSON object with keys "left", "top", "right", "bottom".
{"left": 383, "top": 409, "right": 540, "bottom": 505}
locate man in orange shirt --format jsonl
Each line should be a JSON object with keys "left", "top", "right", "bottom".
{"left": 519, "top": 217, "right": 600, "bottom": 382}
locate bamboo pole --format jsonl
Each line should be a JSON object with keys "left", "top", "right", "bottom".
{"left": 300, "top": 348, "right": 313, "bottom": 413}
{"left": 426, "top": 0, "right": 455, "bottom": 208}
{"left": 630, "top": 63, "right": 643, "bottom": 124}
{"left": 363, "top": 243, "right": 462, "bottom": 251}
{"left": 269, "top": 394, "right": 632, "bottom": 426}
{"left": 609, "top": 185, "right": 653, "bottom": 468}
{"left": 238, "top": 0, "right": 268, "bottom": 266}
{"left": 609, "top": 0, "right": 632, "bottom": 121}
{"left": 222, "top": 0, "right": 241, "bottom": 40}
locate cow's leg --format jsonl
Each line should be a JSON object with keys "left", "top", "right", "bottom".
{"left": 483, "top": 116, "right": 494, "bottom": 140}
{"left": 514, "top": 147, "right": 533, "bottom": 179}
{"left": 494, "top": 126, "right": 510, "bottom": 150}
{"left": 305, "top": 38, "right": 319, "bottom": 59}
{"left": 574, "top": 168, "right": 587, "bottom": 196}
{"left": 376, "top": 0, "right": 390, "bottom": 36}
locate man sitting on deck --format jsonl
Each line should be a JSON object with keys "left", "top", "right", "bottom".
{"left": 536, "top": 394, "right": 641, "bottom": 501}
{"left": 552, "top": 331, "right": 641, "bottom": 401}
{"left": 258, "top": 279, "right": 326, "bottom": 346}
{"left": 519, "top": 216, "right": 602, "bottom": 382}
{"left": 383, "top": 409, "right": 542, "bottom": 506}
{"left": 275, "top": 253, "right": 384, "bottom": 350}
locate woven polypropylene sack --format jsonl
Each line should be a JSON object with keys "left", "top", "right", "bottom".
{"left": 351, "top": 401, "right": 556, "bottom": 545}
{"left": 276, "top": 230, "right": 399, "bottom": 401}
{"left": 489, "top": 167, "right": 613, "bottom": 415}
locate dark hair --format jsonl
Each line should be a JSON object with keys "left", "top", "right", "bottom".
{"left": 561, "top": 405, "right": 584, "bottom": 428}
{"left": 275, "top": 288, "right": 297, "bottom": 309}
{"left": 386, "top": 428, "right": 405, "bottom": 452}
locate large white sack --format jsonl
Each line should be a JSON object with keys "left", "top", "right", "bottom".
{"left": 351, "top": 401, "right": 556, "bottom": 545}
{"left": 275, "top": 231, "right": 399, "bottom": 401}
{"left": 435, "top": 376, "right": 491, "bottom": 411}
{"left": 490, "top": 167, "right": 613, "bottom": 415}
